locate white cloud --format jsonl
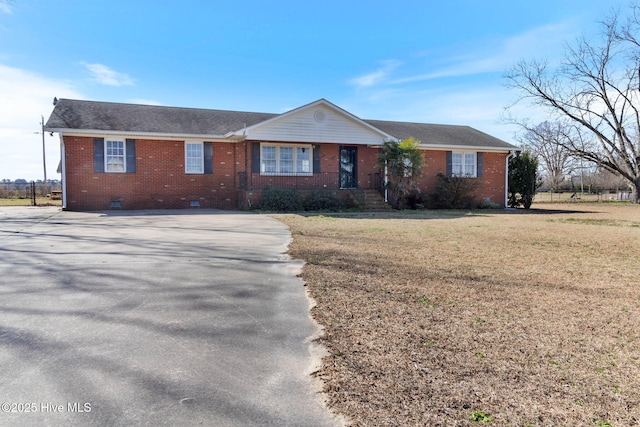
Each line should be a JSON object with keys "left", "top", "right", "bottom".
{"left": 82, "top": 62, "right": 134, "bottom": 87}
{"left": 349, "top": 60, "right": 402, "bottom": 88}
{"left": 128, "top": 98, "right": 162, "bottom": 106}
{"left": 393, "top": 23, "right": 572, "bottom": 85}
{"left": 0, "top": 63, "right": 84, "bottom": 180}
{"left": 342, "top": 22, "right": 577, "bottom": 144}
{"left": 344, "top": 80, "right": 527, "bottom": 144}
{"left": 0, "top": 2, "right": 12, "bottom": 14}
{"left": 349, "top": 22, "right": 574, "bottom": 91}
{"left": 391, "top": 53, "right": 500, "bottom": 85}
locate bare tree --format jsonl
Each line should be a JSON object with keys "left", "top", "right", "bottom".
{"left": 518, "top": 121, "right": 576, "bottom": 197}
{"left": 585, "top": 167, "right": 629, "bottom": 192}
{"left": 506, "top": 4, "right": 640, "bottom": 202}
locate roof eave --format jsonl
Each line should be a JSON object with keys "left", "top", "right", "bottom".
{"left": 47, "top": 128, "right": 245, "bottom": 142}
{"left": 418, "top": 144, "right": 516, "bottom": 152}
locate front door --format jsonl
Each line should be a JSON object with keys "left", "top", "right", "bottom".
{"left": 339, "top": 146, "right": 357, "bottom": 189}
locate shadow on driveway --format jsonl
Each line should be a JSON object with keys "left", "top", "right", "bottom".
{"left": 0, "top": 207, "right": 338, "bottom": 426}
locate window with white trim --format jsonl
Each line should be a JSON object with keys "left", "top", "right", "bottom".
{"left": 452, "top": 152, "right": 477, "bottom": 177}
{"left": 105, "top": 139, "right": 125, "bottom": 172}
{"left": 185, "top": 142, "right": 204, "bottom": 174}
{"left": 261, "top": 143, "right": 313, "bottom": 175}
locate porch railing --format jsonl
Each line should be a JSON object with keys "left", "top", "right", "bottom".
{"left": 238, "top": 172, "right": 384, "bottom": 191}
{"left": 238, "top": 172, "right": 340, "bottom": 191}
{"left": 372, "top": 172, "right": 384, "bottom": 197}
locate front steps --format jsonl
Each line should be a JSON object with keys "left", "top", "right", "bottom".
{"left": 347, "top": 189, "right": 391, "bottom": 211}
{"left": 363, "top": 189, "right": 391, "bottom": 211}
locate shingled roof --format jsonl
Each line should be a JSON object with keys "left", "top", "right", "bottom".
{"left": 46, "top": 99, "right": 277, "bottom": 136}
{"left": 365, "top": 119, "right": 515, "bottom": 149}
{"left": 46, "top": 98, "right": 516, "bottom": 150}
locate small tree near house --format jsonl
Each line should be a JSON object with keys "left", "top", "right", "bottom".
{"left": 377, "top": 137, "right": 425, "bottom": 209}
{"left": 508, "top": 150, "right": 541, "bottom": 209}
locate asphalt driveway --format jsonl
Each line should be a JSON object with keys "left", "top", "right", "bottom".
{"left": 0, "top": 207, "right": 338, "bottom": 426}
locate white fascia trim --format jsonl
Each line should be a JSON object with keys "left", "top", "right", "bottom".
{"left": 417, "top": 144, "right": 514, "bottom": 153}
{"left": 47, "top": 128, "right": 239, "bottom": 142}
{"left": 368, "top": 142, "right": 514, "bottom": 152}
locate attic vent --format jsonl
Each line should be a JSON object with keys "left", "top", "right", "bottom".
{"left": 314, "top": 110, "right": 326, "bottom": 123}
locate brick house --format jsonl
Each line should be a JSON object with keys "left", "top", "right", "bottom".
{"left": 45, "top": 98, "right": 517, "bottom": 211}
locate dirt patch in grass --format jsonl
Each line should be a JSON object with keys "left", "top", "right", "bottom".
{"left": 274, "top": 203, "right": 640, "bottom": 426}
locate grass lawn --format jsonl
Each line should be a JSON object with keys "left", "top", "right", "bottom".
{"left": 0, "top": 197, "right": 61, "bottom": 207}
{"left": 275, "top": 203, "right": 640, "bottom": 426}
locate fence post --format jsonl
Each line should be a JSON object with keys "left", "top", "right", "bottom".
{"left": 31, "top": 181, "right": 36, "bottom": 206}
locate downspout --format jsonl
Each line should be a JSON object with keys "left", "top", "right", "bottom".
{"left": 243, "top": 123, "right": 249, "bottom": 199}
{"left": 59, "top": 132, "right": 67, "bottom": 210}
{"left": 384, "top": 160, "right": 388, "bottom": 203}
{"left": 505, "top": 150, "right": 517, "bottom": 208}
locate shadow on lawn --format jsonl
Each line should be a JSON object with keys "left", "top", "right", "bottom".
{"left": 292, "top": 206, "right": 597, "bottom": 220}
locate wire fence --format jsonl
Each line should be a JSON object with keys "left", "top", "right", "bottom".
{"left": 0, "top": 182, "right": 62, "bottom": 206}
{"left": 534, "top": 191, "right": 633, "bottom": 203}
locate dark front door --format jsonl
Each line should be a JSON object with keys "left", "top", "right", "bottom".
{"left": 339, "top": 146, "right": 357, "bottom": 189}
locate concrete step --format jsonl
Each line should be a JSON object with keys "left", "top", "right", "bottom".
{"left": 362, "top": 190, "right": 392, "bottom": 211}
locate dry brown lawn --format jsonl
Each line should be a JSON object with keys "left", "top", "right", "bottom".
{"left": 274, "top": 203, "right": 640, "bottom": 426}
{"left": 0, "top": 197, "right": 61, "bottom": 207}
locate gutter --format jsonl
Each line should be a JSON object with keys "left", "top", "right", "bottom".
{"left": 417, "top": 144, "right": 514, "bottom": 153}
{"left": 384, "top": 161, "right": 388, "bottom": 203}
{"left": 44, "top": 127, "right": 242, "bottom": 142}
{"left": 58, "top": 132, "right": 67, "bottom": 210}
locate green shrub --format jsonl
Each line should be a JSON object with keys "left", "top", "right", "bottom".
{"left": 478, "top": 197, "right": 501, "bottom": 209}
{"left": 508, "top": 150, "right": 541, "bottom": 209}
{"left": 404, "top": 189, "right": 428, "bottom": 209}
{"left": 428, "top": 173, "right": 479, "bottom": 209}
{"left": 260, "top": 188, "right": 304, "bottom": 211}
{"left": 377, "top": 138, "right": 425, "bottom": 210}
{"left": 304, "top": 191, "right": 346, "bottom": 211}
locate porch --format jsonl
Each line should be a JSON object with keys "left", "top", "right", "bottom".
{"left": 238, "top": 171, "right": 384, "bottom": 193}
{"left": 237, "top": 172, "right": 388, "bottom": 210}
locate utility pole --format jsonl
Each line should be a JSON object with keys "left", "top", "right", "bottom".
{"left": 40, "top": 115, "right": 46, "bottom": 182}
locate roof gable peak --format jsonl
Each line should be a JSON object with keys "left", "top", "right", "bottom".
{"left": 239, "top": 98, "right": 397, "bottom": 142}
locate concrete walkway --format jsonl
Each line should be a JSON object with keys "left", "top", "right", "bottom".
{"left": 0, "top": 207, "right": 338, "bottom": 426}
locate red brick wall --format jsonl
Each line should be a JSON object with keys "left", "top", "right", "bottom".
{"left": 356, "top": 145, "right": 382, "bottom": 188}
{"left": 63, "top": 136, "right": 508, "bottom": 210}
{"left": 240, "top": 143, "right": 382, "bottom": 208}
{"left": 243, "top": 142, "right": 382, "bottom": 191}
{"left": 474, "top": 151, "right": 508, "bottom": 206}
{"left": 63, "top": 136, "right": 242, "bottom": 210}
{"left": 310, "top": 143, "right": 381, "bottom": 188}
{"left": 416, "top": 150, "right": 507, "bottom": 206}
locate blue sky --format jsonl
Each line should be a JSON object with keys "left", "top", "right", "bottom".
{"left": 0, "top": 0, "right": 632, "bottom": 180}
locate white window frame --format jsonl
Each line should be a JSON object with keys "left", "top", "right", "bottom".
{"left": 105, "top": 138, "right": 126, "bottom": 173}
{"left": 452, "top": 151, "right": 477, "bottom": 178}
{"left": 185, "top": 141, "right": 204, "bottom": 174}
{"left": 260, "top": 143, "right": 313, "bottom": 176}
